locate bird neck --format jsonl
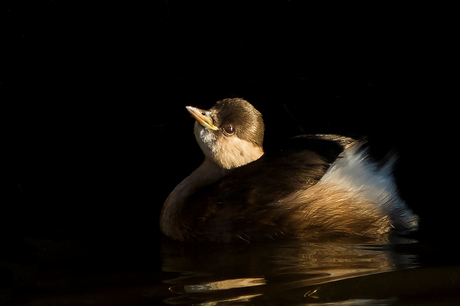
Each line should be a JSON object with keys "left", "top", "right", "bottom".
{"left": 160, "top": 157, "right": 231, "bottom": 240}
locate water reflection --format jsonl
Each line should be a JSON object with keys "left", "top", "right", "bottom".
{"left": 160, "top": 236, "right": 419, "bottom": 305}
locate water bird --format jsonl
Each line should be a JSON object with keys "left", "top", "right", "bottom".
{"left": 160, "top": 98, "right": 418, "bottom": 242}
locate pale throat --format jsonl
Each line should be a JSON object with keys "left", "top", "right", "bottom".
{"left": 194, "top": 123, "right": 264, "bottom": 169}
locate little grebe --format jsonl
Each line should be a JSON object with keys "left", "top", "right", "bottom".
{"left": 160, "top": 98, "right": 418, "bottom": 242}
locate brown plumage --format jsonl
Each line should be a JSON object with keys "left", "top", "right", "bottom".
{"left": 160, "top": 98, "right": 418, "bottom": 242}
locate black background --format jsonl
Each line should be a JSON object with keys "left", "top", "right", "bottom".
{"left": 5, "top": 0, "right": 459, "bottom": 259}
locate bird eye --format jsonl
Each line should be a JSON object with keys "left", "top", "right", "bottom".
{"left": 223, "top": 125, "right": 235, "bottom": 135}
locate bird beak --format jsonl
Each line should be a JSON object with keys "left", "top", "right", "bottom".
{"left": 186, "top": 106, "right": 219, "bottom": 130}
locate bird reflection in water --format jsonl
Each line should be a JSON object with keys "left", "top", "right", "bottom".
{"left": 161, "top": 237, "right": 418, "bottom": 305}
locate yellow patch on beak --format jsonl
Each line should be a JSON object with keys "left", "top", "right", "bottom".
{"left": 186, "top": 106, "right": 219, "bottom": 130}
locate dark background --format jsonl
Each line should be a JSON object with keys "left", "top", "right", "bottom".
{"left": 4, "top": 0, "right": 459, "bottom": 267}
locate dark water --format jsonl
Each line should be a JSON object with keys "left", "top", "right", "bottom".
{"left": 2, "top": 233, "right": 460, "bottom": 305}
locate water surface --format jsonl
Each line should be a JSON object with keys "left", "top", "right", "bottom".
{"left": 159, "top": 237, "right": 422, "bottom": 305}
{"left": 5, "top": 234, "right": 459, "bottom": 305}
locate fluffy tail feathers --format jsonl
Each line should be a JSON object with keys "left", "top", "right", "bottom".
{"left": 318, "top": 141, "right": 419, "bottom": 232}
